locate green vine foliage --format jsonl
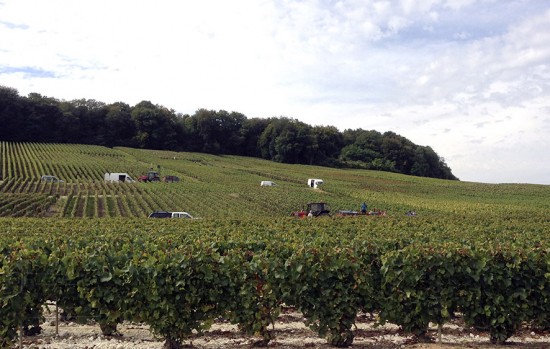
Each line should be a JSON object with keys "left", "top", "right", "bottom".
{"left": 0, "top": 245, "right": 48, "bottom": 348}
{"left": 134, "top": 242, "right": 229, "bottom": 348}
{"left": 0, "top": 218, "right": 549, "bottom": 347}
{"left": 380, "top": 244, "right": 471, "bottom": 338}
{"left": 458, "top": 247, "right": 549, "bottom": 344}
{"left": 222, "top": 247, "right": 283, "bottom": 346}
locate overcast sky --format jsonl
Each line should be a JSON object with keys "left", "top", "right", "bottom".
{"left": 1, "top": 0, "right": 549, "bottom": 185}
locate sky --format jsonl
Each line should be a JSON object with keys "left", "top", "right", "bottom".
{"left": 1, "top": 0, "right": 549, "bottom": 185}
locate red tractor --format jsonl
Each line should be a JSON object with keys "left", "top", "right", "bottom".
{"left": 137, "top": 171, "right": 160, "bottom": 182}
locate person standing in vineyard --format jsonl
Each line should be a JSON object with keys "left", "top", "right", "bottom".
{"left": 361, "top": 202, "right": 368, "bottom": 215}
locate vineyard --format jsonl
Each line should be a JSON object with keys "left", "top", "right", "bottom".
{"left": 0, "top": 142, "right": 364, "bottom": 218}
{"left": 1, "top": 141, "right": 549, "bottom": 219}
{"left": 0, "top": 142, "right": 549, "bottom": 348}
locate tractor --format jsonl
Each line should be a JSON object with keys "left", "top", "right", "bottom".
{"left": 291, "top": 202, "right": 331, "bottom": 218}
{"left": 138, "top": 171, "right": 160, "bottom": 182}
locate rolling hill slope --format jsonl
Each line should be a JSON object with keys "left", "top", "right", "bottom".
{"left": 1, "top": 141, "right": 549, "bottom": 348}
{"left": 0, "top": 141, "right": 548, "bottom": 219}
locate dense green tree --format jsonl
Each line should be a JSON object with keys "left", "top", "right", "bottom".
{"left": 380, "top": 131, "right": 416, "bottom": 173}
{"left": 192, "top": 109, "right": 222, "bottom": 153}
{"left": 310, "top": 126, "right": 344, "bottom": 166}
{"left": 56, "top": 104, "right": 81, "bottom": 143}
{"left": 0, "top": 85, "right": 458, "bottom": 180}
{"left": 215, "top": 110, "right": 246, "bottom": 154}
{"left": 240, "top": 117, "right": 272, "bottom": 157}
{"left": 369, "top": 157, "right": 397, "bottom": 172}
{"left": 0, "top": 86, "right": 24, "bottom": 141}
{"left": 339, "top": 144, "right": 381, "bottom": 163}
{"left": 24, "top": 93, "right": 62, "bottom": 143}
{"left": 342, "top": 129, "right": 382, "bottom": 148}
{"left": 59, "top": 99, "right": 107, "bottom": 145}
{"left": 180, "top": 114, "right": 203, "bottom": 152}
{"left": 340, "top": 129, "right": 385, "bottom": 169}
{"left": 184, "top": 109, "right": 246, "bottom": 154}
{"left": 259, "top": 118, "right": 314, "bottom": 164}
{"left": 356, "top": 129, "right": 383, "bottom": 152}
{"left": 104, "top": 102, "right": 136, "bottom": 147}
{"left": 341, "top": 129, "right": 384, "bottom": 160}
{"left": 410, "top": 147, "right": 430, "bottom": 177}
{"left": 131, "top": 101, "right": 179, "bottom": 150}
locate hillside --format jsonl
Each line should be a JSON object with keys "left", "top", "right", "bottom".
{"left": 0, "top": 141, "right": 548, "bottom": 219}
{"left": 1, "top": 141, "right": 549, "bottom": 349}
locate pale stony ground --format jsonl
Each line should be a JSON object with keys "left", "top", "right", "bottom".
{"left": 15, "top": 307, "right": 550, "bottom": 349}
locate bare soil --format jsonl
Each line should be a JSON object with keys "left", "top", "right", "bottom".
{"left": 97, "top": 196, "right": 105, "bottom": 217}
{"left": 17, "top": 307, "right": 550, "bottom": 349}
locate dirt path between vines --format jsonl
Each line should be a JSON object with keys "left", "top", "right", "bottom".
{"left": 18, "top": 307, "right": 549, "bottom": 349}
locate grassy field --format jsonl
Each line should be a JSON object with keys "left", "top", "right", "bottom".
{"left": 1, "top": 141, "right": 549, "bottom": 220}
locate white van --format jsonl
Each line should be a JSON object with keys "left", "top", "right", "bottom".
{"left": 104, "top": 172, "right": 135, "bottom": 183}
{"left": 148, "top": 211, "right": 194, "bottom": 219}
{"left": 260, "top": 181, "right": 277, "bottom": 187}
{"left": 307, "top": 178, "right": 323, "bottom": 188}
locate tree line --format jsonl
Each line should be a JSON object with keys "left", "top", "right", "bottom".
{"left": 0, "top": 85, "right": 457, "bottom": 180}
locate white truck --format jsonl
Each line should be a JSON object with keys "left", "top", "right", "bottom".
{"left": 104, "top": 172, "right": 135, "bottom": 183}
{"left": 148, "top": 211, "right": 194, "bottom": 219}
{"left": 307, "top": 178, "right": 324, "bottom": 188}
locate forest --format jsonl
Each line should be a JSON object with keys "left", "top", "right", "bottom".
{"left": 0, "top": 85, "right": 457, "bottom": 180}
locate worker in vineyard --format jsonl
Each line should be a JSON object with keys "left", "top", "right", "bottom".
{"left": 361, "top": 202, "right": 367, "bottom": 215}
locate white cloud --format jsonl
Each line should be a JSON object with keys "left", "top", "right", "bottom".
{"left": 1, "top": 0, "right": 549, "bottom": 184}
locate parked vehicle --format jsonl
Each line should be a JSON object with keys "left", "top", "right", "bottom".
{"left": 291, "top": 202, "right": 330, "bottom": 217}
{"left": 41, "top": 175, "right": 64, "bottom": 183}
{"left": 260, "top": 181, "right": 277, "bottom": 186}
{"left": 148, "top": 211, "right": 194, "bottom": 219}
{"left": 138, "top": 171, "right": 160, "bottom": 182}
{"left": 163, "top": 175, "right": 180, "bottom": 183}
{"left": 104, "top": 172, "right": 135, "bottom": 183}
{"left": 307, "top": 178, "right": 323, "bottom": 188}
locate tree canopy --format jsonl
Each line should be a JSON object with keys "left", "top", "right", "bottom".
{"left": 0, "top": 85, "right": 458, "bottom": 180}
